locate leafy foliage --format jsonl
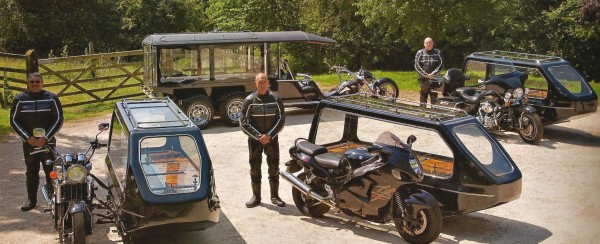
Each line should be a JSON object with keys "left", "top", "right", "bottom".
{"left": 0, "top": 0, "right": 597, "bottom": 81}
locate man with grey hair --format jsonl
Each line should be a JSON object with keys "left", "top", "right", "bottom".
{"left": 10, "top": 72, "right": 63, "bottom": 211}
{"left": 414, "top": 37, "right": 444, "bottom": 105}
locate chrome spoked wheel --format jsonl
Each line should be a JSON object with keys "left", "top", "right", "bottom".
{"left": 226, "top": 100, "right": 244, "bottom": 121}
{"left": 184, "top": 96, "right": 214, "bottom": 128}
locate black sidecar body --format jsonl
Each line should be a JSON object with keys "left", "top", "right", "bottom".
{"left": 104, "top": 98, "right": 220, "bottom": 237}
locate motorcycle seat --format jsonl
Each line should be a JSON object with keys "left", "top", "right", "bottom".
{"left": 457, "top": 87, "right": 482, "bottom": 104}
{"left": 314, "top": 153, "right": 342, "bottom": 169}
{"left": 297, "top": 141, "right": 327, "bottom": 156}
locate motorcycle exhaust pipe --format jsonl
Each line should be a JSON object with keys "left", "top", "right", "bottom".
{"left": 40, "top": 184, "right": 53, "bottom": 206}
{"left": 280, "top": 170, "right": 339, "bottom": 211}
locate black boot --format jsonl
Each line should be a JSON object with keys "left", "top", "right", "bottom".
{"left": 269, "top": 179, "right": 285, "bottom": 207}
{"left": 245, "top": 182, "right": 261, "bottom": 208}
{"left": 21, "top": 200, "right": 37, "bottom": 211}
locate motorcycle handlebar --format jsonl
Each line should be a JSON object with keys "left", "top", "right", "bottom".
{"left": 29, "top": 143, "right": 56, "bottom": 155}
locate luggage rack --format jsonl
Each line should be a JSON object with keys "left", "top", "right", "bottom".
{"left": 472, "top": 50, "right": 563, "bottom": 64}
{"left": 120, "top": 97, "right": 193, "bottom": 129}
{"left": 327, "top": 93, "right": 469, "bottom": 122}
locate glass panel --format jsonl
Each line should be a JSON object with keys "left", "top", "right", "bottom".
{"left": 356, "top": 117, "right": 454, "bottom": 178}
{"left": 464, "top": 60, "right": 486, "bottom": 86}
{"left": 143, "top": 44, "right": 152, "bottom": 85}
{"left": 315, "top": 108, "right": 346, "bottom": 146}
{"left": 108, "top": 115, "right": 128, "bottom": 186}
{"left": 516, "top": 67, "right": 548, "bottom": 98}
{"left": 129, "top": 105, "right": 186, "bottom": 128}
{"left": 453, "top": 124, "right": 513, "bottom": 176}
{"left": 159, "top": 47, "right": 203, "bottom": 82}
{"left": 548, "top": 65, "right": 592, "bottom": 96}
{"left": 140, "top": 135, "right": 202, "bottom": 195}
{"left": 213, "top": 45, "right": 262, "bottom": 81}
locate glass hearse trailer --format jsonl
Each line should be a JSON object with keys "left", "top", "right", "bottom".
{"left": 284, "top": 94, "right": 522, "bottom": 220}
{"left": 103, "top": 98, "right": 220, "bottom": 238}
{"left": 142, "top": 31, "right": 336, "bottom": 128}
{"left": 462, "top": 51, "right": 597, "bottom": 124}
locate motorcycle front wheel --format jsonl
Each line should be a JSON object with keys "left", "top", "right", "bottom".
{"left": 71, "top": 212, "right": 86, "bottom": 244}
{"left": 374, "top": 79, "right": 399, "bottom": 100}
{"left": 394, "top": 206, "right": 442, "bottom": 244}
{"left": 518, "top": 112, "right": 543, "bottom": 145}
{"left": 291, "top": 173, "right": 330, "bottom": 217}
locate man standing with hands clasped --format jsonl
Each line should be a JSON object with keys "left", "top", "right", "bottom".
{"left": 239, "top": 73, "right": 286, "bottom": 208}
{"left": 415, "top": 37, "right": 444, "bottom": 106}
{"left": 10, "top": 72, "right": 64, "bottom": 211}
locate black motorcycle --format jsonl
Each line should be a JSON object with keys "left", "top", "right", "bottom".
{"left": 434, "top": 67, "right": 544, "bottom": 144}
{"left": 35, "top": 123, "right": 109, "bottom": 243}
{"left": 281, "top": 131, "right": 442, "bottom": 244}
{"left": 294, "top": 65, "right": 399, "bottom": 101}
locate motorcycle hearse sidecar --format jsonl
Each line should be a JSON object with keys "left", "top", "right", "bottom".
{"left": 462, "top": 51, "right": 598, "bottom": 124}
{"left": 287, "top": 94, "right": 522, "bottom": 218}
{"left": 102, "top": 98, "right": 220, "bottom": 238}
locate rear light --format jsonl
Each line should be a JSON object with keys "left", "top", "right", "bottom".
{"left": 300, "top": 153, "right": 311, "bottom": 163}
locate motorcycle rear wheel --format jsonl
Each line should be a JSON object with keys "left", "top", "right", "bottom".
{"left": 518, "top": 112, "right": 543, "bottom": 145}
{"left": 71, "top": 212, "right": 86, "bottom": 244}
{"left": 374, "top": 79, "right": 399, "bottom": 100}
{"left": 291, "top": 173, "right": 330, "bottom": 217}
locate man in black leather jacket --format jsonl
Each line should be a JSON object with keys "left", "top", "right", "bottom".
{"left": 239, "top": 73, "right": 286, "bottom": 208}
{"left": 10, "top": 72, "right": 64, "bottom": 211}
{"left": 415, "top": 37, "right": 444, "bottom": 105}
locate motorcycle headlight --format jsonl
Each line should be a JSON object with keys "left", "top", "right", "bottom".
{"left": 66, "top": 164, "right": 87, "bottom": 183}
{"left": 409, "top": 158, "right": 423, "bottom": 177}
{"left": 524, "top": 88, "right": 530, "bottom": 96}
{"left": 513, "top": 88, "right": 524, "bottom": 99}
{"left": 504, "top": 92, "right": 512, "bottom": 99}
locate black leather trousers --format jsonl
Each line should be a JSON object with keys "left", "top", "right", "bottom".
{"left": 248, "top": 137, "right": 280, "bottom": 183}
{"left": 22, "top": 143, "right": 54, "bottom": 202}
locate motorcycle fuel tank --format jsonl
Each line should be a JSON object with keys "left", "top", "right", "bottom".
{"left": 344, "top": 148, "right": 374, "bottom": 169}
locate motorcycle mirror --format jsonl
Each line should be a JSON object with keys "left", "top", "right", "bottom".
{"left": 98, "top": 122, "right": 109, "bottom": 131}
{"left": 407, "top": 135, "right": 417, "bottom": 146}
{"left": 45, "top": 159, "right": 54, "bottom": 166}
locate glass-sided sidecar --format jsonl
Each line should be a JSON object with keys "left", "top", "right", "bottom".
{"left": 293, "top": 94, "right": 522, "bottom": 217}
{"left": 103, "top": 98, "right": 220, "bottom": 238}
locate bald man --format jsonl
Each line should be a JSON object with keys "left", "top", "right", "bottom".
{"left": 415, "top": 37, "right": 444, "bottom": 105}
{"left": 239, "top": 73, "right": 286, "bottom": 208}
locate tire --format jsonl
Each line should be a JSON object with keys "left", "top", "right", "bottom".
{"left": 374, "top": 78, "right": 399, "bottom": 100}
{"left": 71, "top": 212, "right": 86, "bottom": 244}
{"left": 518, "top": 112, "right": 543, "bottom": 145}
{"left": 394, "top": 207, "right": 442, "bottom": 244}
{"left": 291, "top": 173, "right": 330, "bottom": 217}
{"left": 183, "top": 95, "right": 214, "bottom": 129}
{"left": 218, "top": 92, "right": 246, "bottom": 126}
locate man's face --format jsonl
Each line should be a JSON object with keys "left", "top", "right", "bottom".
{"left": 27, "top": 76, "right": 44, "bottom": 93}
{"left": 424, "top": 38, "right": 434, "bottom": 51}
{"left": 255, "top": 74, "right": 269, "bottom": 95}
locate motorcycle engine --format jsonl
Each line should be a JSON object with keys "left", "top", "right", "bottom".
{"left": 478, "top": 102, "right": 498, "bottom": 127}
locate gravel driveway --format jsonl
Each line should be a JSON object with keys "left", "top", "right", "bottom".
{"left": 1, "top": 106, "right": 599, "bottom": 243}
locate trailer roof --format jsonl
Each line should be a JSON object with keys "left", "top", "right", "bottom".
{"left": 142, "top": 31, "right": 337, "bottom": 46}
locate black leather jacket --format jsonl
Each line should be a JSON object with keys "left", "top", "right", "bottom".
{"left": 9, "top": 90, "right": 64, "bottom": 145}
{"left": 415, "top": 48, "right": 444, "bottom": 80}
{"left": 239, "top": 90, "right": 285, "bottom": 140}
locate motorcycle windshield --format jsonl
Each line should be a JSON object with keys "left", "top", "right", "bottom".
{"left": 548, "top": 65, "right": 593, "bottom": 96}
{"left": 453, "top": 124, "right": 514, "bottom": 177}
{"left": 373, "top": 131, "right": 406, "bottom": 149}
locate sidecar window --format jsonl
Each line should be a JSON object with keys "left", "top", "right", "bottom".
{"left": 453, "top": 124, "right": 513, "bottom": 176}
{"left": 517, "top": 67, "right": 548, "bottom": 98}
{"left": 108, "top": 114, "right": 128, "bottom": 187}
{"left": 139, "top": 135, "right": 202, "bottom": 195}
{"left": 548, "top": 65, "right": 592, "bottom": 96}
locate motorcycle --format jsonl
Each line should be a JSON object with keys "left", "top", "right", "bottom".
{"left": 433, "top": 67, "right": 544, "bottom": 144}
{"left": 281, "top": 131, "right": 442, "bottom": 244}
{"left": 35, "top": 123, "right": 109, "bottom": 243}
{"left": 292, "top": 64, "right": 399, "bottom": 102}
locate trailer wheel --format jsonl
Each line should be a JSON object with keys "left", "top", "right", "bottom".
{"left": 184, "top": 95, "right": 214, "bottom": 129}
{"left": 218, "top": 92, "right": 246, "bottom": 126}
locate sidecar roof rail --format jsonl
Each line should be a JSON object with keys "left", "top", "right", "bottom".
{"left": 120, "top": 98, "right": 193, "bottom": 129}
{"left": 471, "top": 50, "right": 564, "bottom": 64}
{"left": 326, "top": 93, "right": 469, "bottom": 122}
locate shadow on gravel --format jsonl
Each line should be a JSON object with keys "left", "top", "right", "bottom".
{"left": 295, "top": 211, "right": 552, "bottom": 243}
{"left": 441, "top": 212, "right": 552, "bottom": 243}
{"left": 490, "top": 124, "right": 600, "bottom": 149}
